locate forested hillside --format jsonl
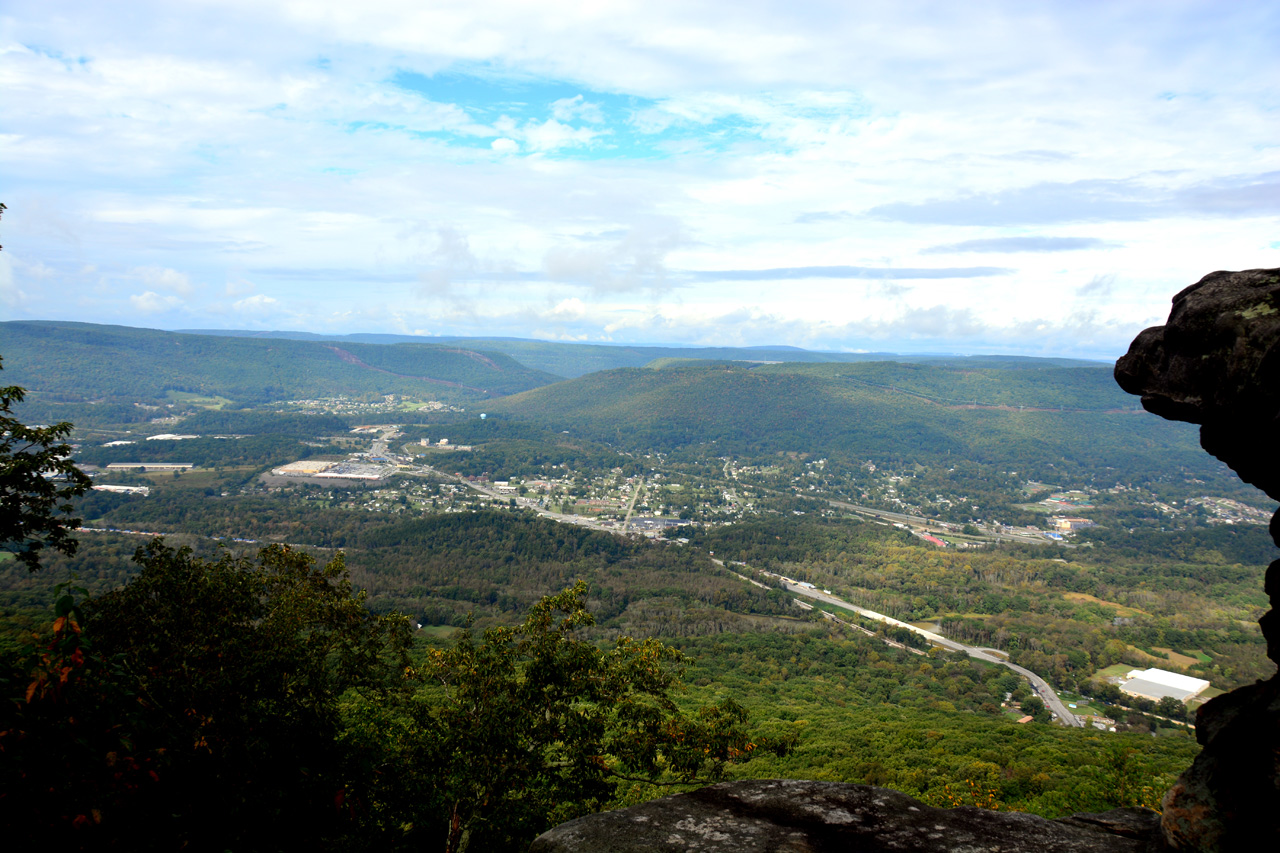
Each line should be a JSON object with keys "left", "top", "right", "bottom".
{"left": 184, "top": 328, "right": 1104, "bottom": 378}
{"left": 486, "top": 360, "right": 1215, "bottom": 486}
{"left": 0, "top": 321, "right": 558, "bottom": 408}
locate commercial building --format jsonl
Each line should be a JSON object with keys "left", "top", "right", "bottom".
{"left": 105, "top": 462, "right": 194, "bottom": 471}
{"left": 1119, "top": 667, "right": 1211, "bottom": 702}
{"left": 272, "top": 460, "right": 335, "bottom": 475}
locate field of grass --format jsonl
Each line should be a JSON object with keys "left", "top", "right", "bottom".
{"left": 1093, "top": 663, "right": 1135, "bottom": 680}
{"left": 1151, "top": 647, "right": 1202, "bottom": 669}
{"left": 1061, "top": 592, "right": 1147, "bottom": 617}
{"left": 1056, "top": 690, "right": 1111, "bottom": 719}
{"left": 167, "top": 390, "right": 234, "bottom": 409}
{"left": 137, "top": 467, "right": 252, "bottom": 488}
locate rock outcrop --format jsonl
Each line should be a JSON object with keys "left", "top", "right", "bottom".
{"left": 529, "top": 780, "right": 1161, "bottom": 853}
{"left": 1115, "top": 267, "right": 1280, "bottom": 850}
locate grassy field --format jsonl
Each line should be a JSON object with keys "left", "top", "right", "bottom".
{"left": 1061, "top": 592, "right": 1148, "bottom": 618}
{"left": 167, "top": 390, "right": 234, "bottom": 409}
{"left": 136, "top": 467, "right": 257, "bottom": 489}
{"left": 1151, "top": 647, "right": 1203, "bottom": 669}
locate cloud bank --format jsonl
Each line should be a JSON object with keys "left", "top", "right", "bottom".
{"left": 1, "top": 1, "right": 1277, "bottom": 360}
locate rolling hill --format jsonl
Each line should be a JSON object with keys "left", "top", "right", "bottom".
{"left": 484, "top": 359, "right": 1214, "bottom": 485}
{"left": 182, "top": 328, "right": 1106, "bottom": 378}
{"left": 0, "top": 321, "right": 560, "bottom": 413}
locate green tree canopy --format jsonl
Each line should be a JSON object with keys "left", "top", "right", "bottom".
{"left": 344, "top": 580, "right": 785, "bottom": 853}
{"left": 1, "top": 539, "right": 411, "bottom": 849}
{"left": 1, "top": 356, "right": 92, "bottom": 570}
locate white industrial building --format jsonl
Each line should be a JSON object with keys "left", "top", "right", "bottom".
{"left": 1120, "top": 667, "right": 1211, "bottom": 702}
{"left": 105, "top": 462, "right": 194, "bottom": 471}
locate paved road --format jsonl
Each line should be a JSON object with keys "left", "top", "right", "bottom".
{"left": 619, "top": 477, "right": 646, "bottom": 535}
{"left": 826, "top": 500, "right": 1053, "bottom": 547}
{"left": 769, "top": 577, "right": 1082, "bottom": 727}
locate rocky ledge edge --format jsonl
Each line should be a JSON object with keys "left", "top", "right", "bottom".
{"left": 529, "top": 779, "right": 1161, "bottom": 853}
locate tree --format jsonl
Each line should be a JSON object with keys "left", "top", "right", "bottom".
{"left": 1020, "top": 695, "right": 1051, "bottom": 723}
{"left": 1156, "top": 695, "right": 1187, "bottom": 721}
{"left": 0, "top": 539, "right": 411, "bottom": 849}
{"left": 344, "top": 581, "right": 786, "bottom": 853}
{"left": 0, "top": 356, "right": 93, "bottom": 570}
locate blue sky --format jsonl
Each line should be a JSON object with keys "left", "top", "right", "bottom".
{"left": 2, "top": 1, "right": 1278, "bottom": 359}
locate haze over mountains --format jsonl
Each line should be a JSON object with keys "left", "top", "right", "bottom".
{"left": 181, "top": 327, "right": 1107, "bottom": 378}
{"left": 0, "top": 320, "right": 1219, "bottom": 493}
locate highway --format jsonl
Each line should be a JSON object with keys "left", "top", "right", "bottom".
{"left": 825, "top": 500, "right": 1054, "bottom": 547}
{"left": 759, "top": 572, "right": 1082, "bottom": 727}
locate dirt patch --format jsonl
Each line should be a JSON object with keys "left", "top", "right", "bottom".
{"left": 1062, "top": 591, "right": 1147, "bottom": 617}
{"left": 1152, "top": 646, "right": 1201, "bottom": 669}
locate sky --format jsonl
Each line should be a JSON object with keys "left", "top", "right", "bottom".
{"left": 2, "top": 1, "right": 1278, "bottom": 360}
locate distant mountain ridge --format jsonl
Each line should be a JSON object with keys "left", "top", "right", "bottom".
{"left": 0, "top": 321, "right": 558, "bottom": 406}
{"left": 180, "top": 328, "right": 1108, "bottom": 378}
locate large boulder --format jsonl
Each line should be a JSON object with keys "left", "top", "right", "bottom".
{"left": 529, "top": 780, "right": 1161, "bottom": 853}
{"left": 1114, "top": 267, "right": 1280, "bottom": 502}
{"left": 1115, "top": 267, "right": 1280, "bottom": 850}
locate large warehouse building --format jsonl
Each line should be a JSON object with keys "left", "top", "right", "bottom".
{"left": 1119, "top": 667, "right": 1211, "bottom": 702}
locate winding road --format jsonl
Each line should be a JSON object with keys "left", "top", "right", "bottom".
{"left": 740, "top": 567, "right": 1081, "bottom": 727}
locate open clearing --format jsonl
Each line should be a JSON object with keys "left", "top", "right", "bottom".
{"left": 166, "top": 390, "right": 234, "bottom": 409}
{"left": 1151, "top": 646, "right": 1203, "bottom": 669}
{"left": 1062, "top": 591, "right": 1147, "bottom": 617}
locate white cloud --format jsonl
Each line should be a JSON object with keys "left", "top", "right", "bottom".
{"left": 0, "top": 254, "right": 28, "bottom": 308}
{"left": 132, "top": 265, "right": 196, "bottom": 297}
{"left": 549, "top": 296, "right": 586, "bottom": 317}
{"left": 550, "top": 95, "right": 604, "bottom": 124}
{"left": 543, "top": 218, "right": 687, "bottom": 294}
{"left": 129, "top": 291, "right": 181, "bottom": 313}
{"left": 1, "top": 1, "right": 1276, "bottom": 354}
{"left": 232, "top": 293, "right": 279, "bottom": 314}
{"left": 225, "top": 275, "right": 255, "bottom": 297}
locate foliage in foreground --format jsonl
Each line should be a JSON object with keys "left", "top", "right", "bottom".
{"left": 0, "top": 541, "right": 409, "bottom": 848}
{"left": 1, "top": 356, "right": 92, "bottom": 570}
{"left": 0, "top": 544, "right": 773, "bottom": 851}
{"left": 671, "top": 630, "right": 1200, "bottom": 816}
{"left": 345, "top": 581, "right": 787, "bottom": 852}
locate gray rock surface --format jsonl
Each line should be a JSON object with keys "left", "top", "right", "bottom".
{"left": 1115, "top": 268, "right": 1280, "bottom": 850}
{"left": 1114, "top": 267, "right": 1280, "bottom": 503}
{"left": 529, "top": 779, "right": 1161, "bottom": 852}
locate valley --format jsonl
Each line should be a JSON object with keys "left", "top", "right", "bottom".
{"left": 2, "top": 321, "right": 1275, "bottom": 834}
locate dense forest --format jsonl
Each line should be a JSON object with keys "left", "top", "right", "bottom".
{"left": 675, "top": 518, "right": 1274, "bottom": 690}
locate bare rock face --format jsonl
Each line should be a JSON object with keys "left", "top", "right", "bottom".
{"left": 1115, "top": 268, "right": 1280, "bottom": 850}
{"left": 529, "top": 780, "right": 1160, "bottom": 853}
{"left": 1114, "top": 267, "right": 1280, "bottom": 503}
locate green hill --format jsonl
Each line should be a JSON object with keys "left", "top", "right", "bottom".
{"left": 485, "top": 360, "right": 1211, "bottom": 484}
{"left": 182, "top": 328, "right": 1106, "bottom": 378}
{"left": 0, "top": 321, "right": 559, "bottom": 414}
